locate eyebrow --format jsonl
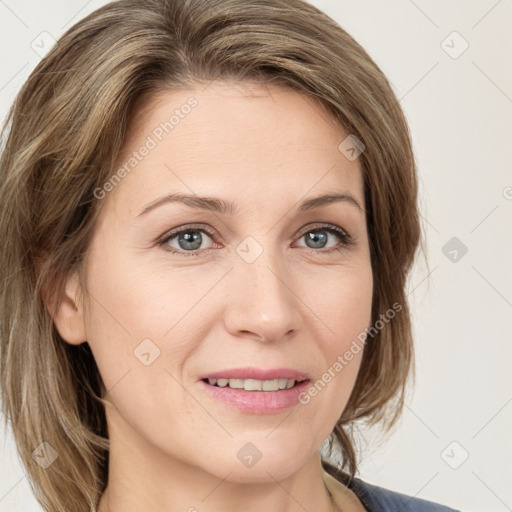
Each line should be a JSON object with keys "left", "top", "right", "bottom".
{"left": 137, "top": 192, "right": 363, "bottom": 217}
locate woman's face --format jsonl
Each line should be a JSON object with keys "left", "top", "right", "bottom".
{"left": 66, "top": 81, "right": 373, "bottom": 482}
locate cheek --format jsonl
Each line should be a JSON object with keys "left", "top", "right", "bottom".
{"left": 309, "top": 262, "right": 373, "bottom": 345}
{"left": 333, "top": 268, "right": 373, "bottom": 363}
{"left": 80, "top": 248, "right": 226, "bottom": 399}
{"left": 299, "top": 263, "right": 372, "bottom": 416}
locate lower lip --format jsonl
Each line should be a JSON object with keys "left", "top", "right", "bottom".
{"left": 198, "top": 379, "right": 310, "bottom": 414}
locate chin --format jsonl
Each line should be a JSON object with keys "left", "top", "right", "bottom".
{"left": 222, "top": 460, "right": 303, "bottom": 484}
{"left": 205, "top": 440, "right": 311, "bottom": 484}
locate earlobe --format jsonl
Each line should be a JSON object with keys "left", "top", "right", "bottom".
{"left": 45, "top": 270, "right": 87, "bottom": 345}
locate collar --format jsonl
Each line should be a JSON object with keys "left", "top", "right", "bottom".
{"left": 322, "top": 469, "right": 369, "bottom": 511}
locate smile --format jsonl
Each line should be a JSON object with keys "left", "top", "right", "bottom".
{"left": 203, "top": 377, "right": 302, "bottom": 391}
{"left": 197, "top": 367, "right": 311, "bottom": 413}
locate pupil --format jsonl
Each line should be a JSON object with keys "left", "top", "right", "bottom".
{"left": 179, "top": 230, "right": 202, "bottom": 250}
{"left": 306, "top": 230, "right": 327, "bottom": 249}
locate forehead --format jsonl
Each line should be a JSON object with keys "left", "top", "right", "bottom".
{"left": 106, "top": 81, "right": 364, "bottom": 216}
{"left": 128, "top": 80, "right": 349, "bottom": 151}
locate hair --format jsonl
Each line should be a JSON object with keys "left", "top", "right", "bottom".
{"left": 0, "top": 0, "right": 421, "bottom": 510}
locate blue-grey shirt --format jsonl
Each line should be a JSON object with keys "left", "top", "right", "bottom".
{"left": 347, "top": 476, "right": 461, "bottom": 511}
{"left": 324, "top": 465, "right": 461, "bottom": 511}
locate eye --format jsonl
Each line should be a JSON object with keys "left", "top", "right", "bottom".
{"left": 157, "top": 223, "right": 352, "bottom": 258}
{"left": 295, "top": 224, "right": 352, "bottom": 254}
{"left": 157, "top": 225, "right": 217, "bottom": 257}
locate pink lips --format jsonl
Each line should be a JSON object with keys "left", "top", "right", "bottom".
{"left": 197, "top": 366, "right": 311, "bottom": 414}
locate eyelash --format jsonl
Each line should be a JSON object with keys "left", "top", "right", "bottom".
{"left": 157, "top": 223, "right": 353, "bottom": 258}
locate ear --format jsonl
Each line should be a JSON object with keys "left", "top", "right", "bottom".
{"left": 44, "top": 269, "right": 87, "bottom": 345}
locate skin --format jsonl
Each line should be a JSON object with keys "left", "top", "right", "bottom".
{"left": 51, "top": 81, "right": 373, "bottom": 512}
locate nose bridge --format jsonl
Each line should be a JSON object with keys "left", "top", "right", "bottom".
{"left": 224, "top": 235, "right": 301, "bottom": 341}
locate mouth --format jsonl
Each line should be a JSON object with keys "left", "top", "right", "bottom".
{"left": 197, "top": 368, "right": 311, "bottom": 414}
{"left": 201, "top": 377, "right": 307, "bottom": 391}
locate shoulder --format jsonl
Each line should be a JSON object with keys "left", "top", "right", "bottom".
{"left": 322, "top": 466, "right": 461, "bottom": 512}
{"left": 348, "top": 476, "right": 461, "bottom": 512}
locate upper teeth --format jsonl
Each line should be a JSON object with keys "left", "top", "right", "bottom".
{"left": 207, "top": 378, "right": 297, "bottom": 391}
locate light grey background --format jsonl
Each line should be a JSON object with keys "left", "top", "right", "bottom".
{"left": 1, "top": 1, "right": 511, "bottom": 511}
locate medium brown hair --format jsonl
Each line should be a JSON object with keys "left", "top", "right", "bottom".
{"left": 0, "top": 0, "right": 421, "bottom": 510}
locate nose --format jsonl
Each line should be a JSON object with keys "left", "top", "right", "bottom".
{"left": 222, "top": 242, "right": 303, "bottom": 343}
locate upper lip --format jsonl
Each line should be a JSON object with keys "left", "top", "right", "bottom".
{"left": 198, "top": 367, "right": 310, "bottom": 382}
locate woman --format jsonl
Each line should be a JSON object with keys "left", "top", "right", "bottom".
{"left": 0, "top": 0, "right": 460, "bottom": 510}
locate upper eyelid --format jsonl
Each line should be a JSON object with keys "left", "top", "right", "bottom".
{"left": 296, "top": 223, "right": 349, "bottom": 236}
{"left": 158, "top": 224, "right": 216, "bottom": 243}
